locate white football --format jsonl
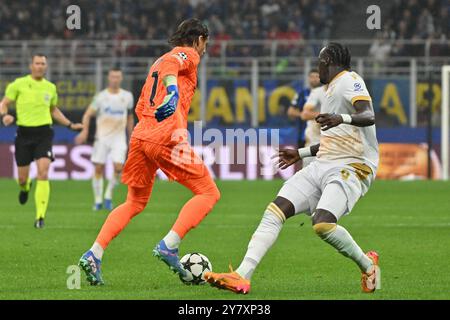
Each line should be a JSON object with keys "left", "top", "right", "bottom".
{"left": 179, "top": 253, "right": 212, "bottom": 285}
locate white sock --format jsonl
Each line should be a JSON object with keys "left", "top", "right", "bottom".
{"left": 320, "top": 225, "right": 373, "bottom": 272}
{"left": 90, "top": 242, "right": 104, "bottom": 260}
{"left": 236, "top": 210, "right": 284, "bottom": 279}
{"left": 92, "top": 176, "right": 103, "bottom": 204}
{"left": 163, "top": 230, "right": 181, "bottom": 250}
{"left": 104, "top": 174, "right": 117, "bottom": 200}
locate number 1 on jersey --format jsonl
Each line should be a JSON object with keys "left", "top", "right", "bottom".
{"left": 150, "top": 71, "right": 158, "bottom": 106}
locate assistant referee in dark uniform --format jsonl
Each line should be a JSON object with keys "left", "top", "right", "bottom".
{"left": 0, "top": 54, "right": 83, "bottom": 228}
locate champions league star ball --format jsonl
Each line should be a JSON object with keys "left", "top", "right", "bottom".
{"left": 179, "top": 253, "right": 212, "bottom": 285}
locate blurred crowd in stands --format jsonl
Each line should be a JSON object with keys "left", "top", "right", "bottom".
{"left": 0, "top": 0, "right": 340, "bottom": 40}
{"left": 0, "top": 0, "right": 448, "bottom": 76}
{"left": 369, "top": 0, "right": 449, "bottom": 62}
{"left": 0, "top": 0, "right": 340, "bottom": 57}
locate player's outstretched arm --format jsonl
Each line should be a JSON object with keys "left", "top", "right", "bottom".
{"left": 0, "top": 97, "right": 15, "bottom": 126}
{"left": 50, "top": 105, "right": 84, "bottom": 131}
{"left": 287, "top": 106, "right": 302, "bottom": 119}
{"left": 272, "top": 144, "right": 320, "bottom": 170}
{"left": 300, "top": 104, "right": 320, "bottom": 121}
{"left": 315, "top": 100, "right": 375, "bottom": 131}
{"left": 75, "top": 106, "right": 95, "bottom": 144}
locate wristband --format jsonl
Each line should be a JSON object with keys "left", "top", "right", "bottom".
{"left": 298, "top": 147, "right": 312, "bottom": 159}
{"left": 163, "top": 74, "right": 178, "bottom": 87}
{"left": 341, "top": 114, "right": 352, "bottom": 124}
{"left": 166, "top": 84, "right": 178, "bottom": 94}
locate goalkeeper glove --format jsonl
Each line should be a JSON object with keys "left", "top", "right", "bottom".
{"left": 154, "top": 85, "right": 179, "bottom": 122}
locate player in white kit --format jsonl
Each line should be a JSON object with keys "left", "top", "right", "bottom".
{"left": 300, "top": 84, "right": 327, "bottom": 167}
{"left": 75, "top": 68, "right": 134, "bottom": 211}
{"left": 205, "top": 43, "right": 381, "bottom": 294}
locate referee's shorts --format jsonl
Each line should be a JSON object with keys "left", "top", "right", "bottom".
{"left": 14, "top": 125, "right": 54, "bottom": 166}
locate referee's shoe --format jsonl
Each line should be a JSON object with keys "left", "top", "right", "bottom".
{"left": 34, "top": 218, "right": 45, "bottom": 229}
{"left": 19, "top": 180, "right": 32, "bottom": 205}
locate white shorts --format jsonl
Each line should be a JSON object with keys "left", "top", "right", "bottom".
{"left": 301, "top": 156, "right": 315, "bottom": 168}
{"left": 277, "top": 159, "right": 374, "bottom": 220}
{"left": 91, "top": 138, "right": 127, "bottom": 165}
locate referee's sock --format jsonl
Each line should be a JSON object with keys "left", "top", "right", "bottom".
{"left": 18, "top": 178, "right": 31, "bottom": 192}
{"left": 35, "top": 180, "right": 50, "bottom": 219}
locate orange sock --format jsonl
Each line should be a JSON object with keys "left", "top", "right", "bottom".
{"left": 171, "top": 175, "right": 220, "bottom": 239}
{"left": 96, "top": 185, "right": 151, "bottom": 249}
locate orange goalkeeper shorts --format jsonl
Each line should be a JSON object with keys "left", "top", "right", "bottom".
{"left": 121, "top": 137, "right": 207, "bottom": 188}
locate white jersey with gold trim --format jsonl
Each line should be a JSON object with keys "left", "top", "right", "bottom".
{"left": 317, "top": 70, "right": 379, "bottom": 175}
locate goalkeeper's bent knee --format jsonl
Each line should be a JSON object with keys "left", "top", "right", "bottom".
{"left": 208, "top": 185, "right": 221, "bottom": 203}
{"left": 129, "top": 200, "right": 146, "bottom": 215}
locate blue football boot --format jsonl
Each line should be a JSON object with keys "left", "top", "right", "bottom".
{"left": 78, "top": 250, "right": 104, "bottom": 285}
{"left": 152, "top": 240, "right": 186, "bottom": 277}
{"left": 104, "top": 199, "right": 113, "bottom": 211}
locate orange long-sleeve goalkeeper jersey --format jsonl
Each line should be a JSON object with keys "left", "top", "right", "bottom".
{"left": 132, "top": 46, "right": 200, "bottom": 146}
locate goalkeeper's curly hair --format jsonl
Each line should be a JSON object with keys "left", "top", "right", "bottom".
{"left": 169, "top": 18, "right": 209, "bottom": 47}
{"left": 323, "top": 42, "right": 352, "bottom": 70}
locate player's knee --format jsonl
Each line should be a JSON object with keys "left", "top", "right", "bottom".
{"left": 312, "top": 209, "right": 337, "bottom": 225}
{"left": 134, "top": 201, "right": 146, "bottom": 213}
{"left": 37, "top": 171, "right": 48, "bottom": 180}
{"left": 94, "top": 165, "right": 104, "bottom": 177}
{"left": 201, "top": 183, "right": 221, "bottom": 203}
{"left": 210, "top": 185, "right": 221, "bottom": 203}
{"left": 273, "top": 196, "right": 295, "bottom": 219}
{"left": 127, "top": 199, "right": 146, "bottom": 215}
{"left": 312, "top": 209, "right": 337, "bottom": 237}
{"left": 265, "top": 202, "right": 286, "bottom": 223}
{"left": 125, "top": 194, "right": 148, "bottom": 214}
{"left": 113, "top": 164, "right": 123, "bottom": 176}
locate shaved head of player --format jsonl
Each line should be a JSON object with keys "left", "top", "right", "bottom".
{"left": 204, "top": 43, "right": 380, "bottom": 294}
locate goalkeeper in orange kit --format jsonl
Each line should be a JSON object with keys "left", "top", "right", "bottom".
{"left": 78, "top": 19, "right": 220, "bottom": 285}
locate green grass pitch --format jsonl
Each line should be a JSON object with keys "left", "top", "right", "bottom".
{"left": 0, "top": 178, "right": 449, "bottom": 300}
